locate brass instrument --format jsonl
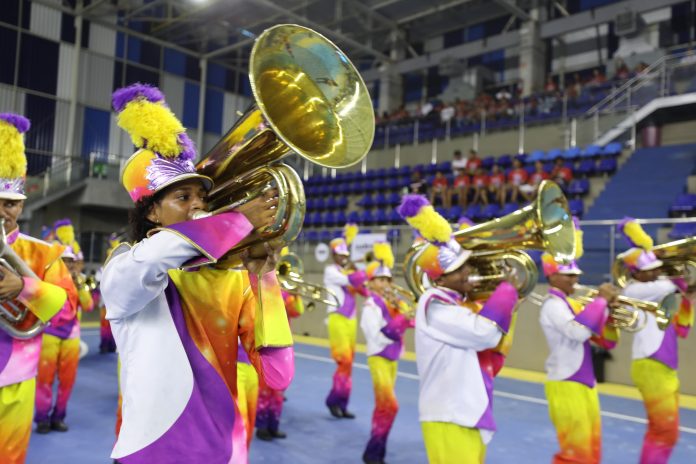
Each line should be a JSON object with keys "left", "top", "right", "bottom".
{"left": 527, "top": 284, "right": 680, "bottom": 332}
{"left": 0, "top": 219, "right": 44, "bottom": 339}
{"left": 277, "top": 252, "right": 339, "bottom": 307}
{"left": 384, "top": 283, "right": 417, "bottom": 318}
{"left": 405, "top": 180, "right": 576, "bottom": 300}
{"left": 612, "top": 236, "right": 696, "bottom": 289}
{"left": 194, "top": 24, "right": 374, "bottom": 263}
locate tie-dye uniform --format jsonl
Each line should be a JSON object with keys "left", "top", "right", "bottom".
{"left": 101, "top": 212, "right": 294, "bottom": 464}
{"left": 0, "top": 229, "right": 73, "bottom": 464}
{"left": 539, "top": 288, "right": 618, "bottom": 464}
{"left": 35, "top": 276, "right": 93, "bottom": 424}
{"left": 416, "top": 283, "right": 517, "bottom": 462}
{"left": 623, "top": 278, "right": 693, "bottom": 464}
{"left": 93, "top": 284, "right": 116, "bottom": 353}
{"left": 255, "top": 291, "right": 304, "bottom": 434}
{"left": 359, "top": 291, "right": 414, "bottom": 463}
{"left": 323, "top": 264, "right": 367, "bottom": 413}
{"left": 236, "top": 339, "right": 258, "bottom": 450}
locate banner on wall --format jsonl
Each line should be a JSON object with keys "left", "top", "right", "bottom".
{"left": 351, "top": 233, "right": 387, "bottom": 264}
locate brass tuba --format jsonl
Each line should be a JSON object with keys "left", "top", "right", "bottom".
{"left": 404, "top": 180, "right": 576, "bottom": 300}
{"left": 195, "top": 24, "right": 374, "bottom": 262}
{"left": 612, "top": 236, "right": 696, "bottom": 289}
{"left": 0, "top": 219, "right": 44, "bottom": 339}
{"left": 277, "top": 252, "right": 339, "bottom": 307}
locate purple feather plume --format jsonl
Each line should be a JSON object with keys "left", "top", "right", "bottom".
{"left": 397, "top": 194, "right": 430, "bottom": 218}
{"left": 0, "top": 113, "right": 30, "bottom": 134}
{"left": 53, "top": 218, "right": 73, "bottom": 230}
{"left": 112, "top": 83, "right": 165, "bottom": 112}
{"left": 177, "top": 133, "right": 197, "bottom": 161}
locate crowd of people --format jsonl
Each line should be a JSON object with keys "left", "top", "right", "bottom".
{"left": 407, "top": 149, "right": 574, "bottom": 210}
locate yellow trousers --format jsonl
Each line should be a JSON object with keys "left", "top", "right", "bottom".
{"left": 236, "top": 362, "right": 259, "bottom": 450}
{"left": 421, "top": 421, "right": 486, "bottom": 464}
{"left": 326, "top": 313, "right": 357, "bottom": 410}
{"left": 0, "top": 378, "right": 36, "bottom": 464}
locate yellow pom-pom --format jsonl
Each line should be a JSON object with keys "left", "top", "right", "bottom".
{"left": 344, "top": 223, "right": 359, "bottom": 245}
{"left": 373, "top": 242, "right": 394, "bottom": 269}
{"left": 404, "top": 205, "right": 452, "bottom": 243}
{"left": 71, "top": 240, "right": 81, "bottom": 255}
{"left": 623, "top": 221, "right": 653, "bottom": 250}
{"left": 55, "top": 224, "right": 75, "bottom": 246}
{"left": 117, "top": 100, "right": 185, "bottom": 158}
{"left": 574, "top": 229, "right": 584, "bottom": 259}
{"left": 0, "top": 120, "right": 27, "bottom": 179}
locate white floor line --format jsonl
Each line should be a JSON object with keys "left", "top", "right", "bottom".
{"left": 295, "top": 351, "right": 696, "bottom": 435}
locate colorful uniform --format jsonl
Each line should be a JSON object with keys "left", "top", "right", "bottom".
{"left": 35, "top": 277, "right": 92, "bottom": 424}
{"left": 236, "top": 339, "right": 258, "bottom": 450}
{"left": 539, "top": 288, "right": 618, "bottom": 464}
{"left": 101, "top": 212, "right": 294, "bottom": 464}
{"left": 416, "top": 283, "right": 516, "bottom": 463}
{"left": 623, "top": 278, "right": 692, "bottom": 464}
{"left": 255, "top": 290, "right": 304, "bottom": 434}
{"left": 323, "top": 263, "right": 367, "bottom": 413}
{"left": 0, "top": 229, "right": 73, "bottom": 463}
{"left": 360, "top": 292, "right": 413, "bottom": 463}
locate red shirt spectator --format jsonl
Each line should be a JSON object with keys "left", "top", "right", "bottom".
{"left": 467, "top": 150, "right": 482, "bottom": 174}
{"left": 472, "top": 173, "right": 489, "bottom": 188}
{"left": 489, "top": 172, "right": 505, "bottom": 187}
{"left": 529, "top": 170, "right": 549, "bottom": 185}
{"left": 454, "top": 173, "right": 470, "bottom": 188}
{"left": 508, "top": 168, "right": 528, "bottom": 186}
{"left": 433, "top": 175, "right": 449, "bottom": 191}
{"left": 552, "top": 165, "right": 573, "bottom": 183}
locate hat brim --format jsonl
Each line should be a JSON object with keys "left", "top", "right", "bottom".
{"left": 0, "top": 192, "right": 26, "bottom": 200}
{"left": 558, "top": 268, "right": 583, "bottom": 275}
{"left": 638, "top": 259, "right": 663, "bottom": 271}
{"left": 443, "top": 249, "right": 473, "bottom": 275}
{"left": 333, "top": 250, "right": 350, "bottom": 256}
{"left": 154, "top": 173, "right": 214, "bottom": 196}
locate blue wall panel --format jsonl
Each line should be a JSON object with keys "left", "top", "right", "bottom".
{"left": 164, "top": 48, "right": 186, "bottom": 76}
{"left": 24, "top": 93, "right": 55, "bottom": 175}
{"left": 183, "top": 81, "right": 200, "bottom": 128}
{"left": 19, "top": 33, "right": 59, "bottom": 94}
{"left": 126, "top": 36, "right": 141, "bottom": 63}
{"left": 204, "top": 88, "right": 223, "bottom": 134}
{"left": 207, "top": 62, "right": 226, "bottom": 89}
{"left": 81, "top": 107, "right": 110, "bottom": 159}
{"left": 0, "top": 26, "right": 17, "bottom": 85}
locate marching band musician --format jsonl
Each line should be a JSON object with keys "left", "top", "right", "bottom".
{"left": 538, "top": 247, "right": 620, "bottom": 464}
{"left": 34, "top": 220, "right": 94, "bottom": 434}
{"left": 359, "top": 241, "right": 414, "bottom": 464}
{"left": 0, "top": 113, "right": 76, "bottom": 464}
{"left": 255, "top": 247, "right": 306, "bottom": 441}
{"left": 323, "top": 223, "right": 368, "bottom": 419}
{"left": 398, "top": 195, "right": 518, "bottom": 463}
{"left": 617, "top": 219, "right": 693, "bottom": 464}
{"left": 100, "top": 84, "right": 294, "bottom": 463}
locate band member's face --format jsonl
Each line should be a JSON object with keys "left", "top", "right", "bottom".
{"left": 0, "top": 199, "right": 24, "bottom": 234}
{"left": 549, "top": 273, "right": 579, "bottom": 295}
{"left": 369, "top": 276, "right": 391, "bottom": 292}
{"left": 62, "top": 258, "right": 79, "bottom": 281}
{"left": 147, "top": 180, "right": 208, "bottom": 227}
{"left": 333, "top": 253, "right": 349, "bottom": 266}
{"left": 633, "top": 268, "right": 660, "bottom": 282}
{"left": 436, "top": 264, "right": 474, "bottom": 295}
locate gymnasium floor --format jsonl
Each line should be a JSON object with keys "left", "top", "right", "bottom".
{"left": 27, "top": 329, "right": 696, "bottom": 464}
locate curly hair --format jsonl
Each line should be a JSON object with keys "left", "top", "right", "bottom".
{"left": 128, "top": 193, "right": 162, "bottom": 242}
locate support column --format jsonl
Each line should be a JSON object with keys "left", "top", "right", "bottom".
{"left": 518, "top": 6, "right": 546, "bottom": 96}
{"left": 197, "top": 57, "right": 208, "bottom": 159}
{"left": 65, "top": 0, "right": 84, "bottom": 182}
{"left": 377, "top": 29, "right": 404, "bottom": 116}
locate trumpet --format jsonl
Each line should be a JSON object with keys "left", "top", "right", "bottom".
{"left": 527, "top": 284, "right": 680, "bottom": 332}
{"left": 405, "top": 180, "right": 576, "bottom": 300}
{"left": 385, "top": 283, "right": 417, "bottom": 318}
{"left": 277, "top": 252, "right": 339, "bottom": 308}
{"left": 0, "top": 218, "right": 44, "bottom": 339}
{"left": 612, "top": 236, "right": 696, "bottom": 289}
{"left": 194, "top": 24, "right": 374, "bottom": 265}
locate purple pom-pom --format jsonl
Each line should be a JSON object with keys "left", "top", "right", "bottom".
{"left": 53, "top": 218, "right": 73, "bottom": 230}
{"left": 177, "top": 133, "right": 197, "bottom": 161}
{"left": 0, "top": 113, "right": 30, "bottom": 134}
{"left": 397, "top": 194, "right": 430, "bottom": 218}
{"left": 112, "top": 83, "right": 164, "bottom": 112}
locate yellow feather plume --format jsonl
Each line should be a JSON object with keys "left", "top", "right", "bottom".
{"left": 404, "top": 205, "right": 452, "bottom": 243}
{"left": 71, "top": 240, "right": 81, "bottom": 255}
{"left": 574, "top": 229, "right": 584, "bottom": 259}
{"left": 373, "top": 242, "right": 394, "bottom": 269}
{"left": 344, "top": 223, "right": 359, "bottom": 245}
{"left": 117, "top": 100, "right": 185, "bottom": 158}
{"left": 55, "top": 224, "right": 75, "bottom": 246}
{"left": 0, "top": 120, "right": 27, "bottom": 179}
{"left": 623, "top": 221, "right": 653, "bottom": 250}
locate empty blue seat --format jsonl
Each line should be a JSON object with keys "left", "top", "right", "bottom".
{"left": 358, "top": 194, "right": 374, "bottom": 208}
{"left": 375, "top": 178, "right": 388, "bottom": 191}
{"left": 398, "top": 165, "right": 412, "bottom": 177}
{"left": 375, "top": 168, "right": 388, "bottom": 179}
{"left": 482, "top": 156, "right": 495, "bottom": 170}
{"left": 497, "top": 154, "right": 512, "bottom": 168}
{"left": 569, "top": 199, "right": 584, "bottom": 217}
{"left": 669, "top": 222, "right": 696, "bottom": 239}
{"left": 306, "top": 230, "right": 320, "bottom": 242}
{"left": 528, "top": 150, "right": 545, "bottom": 162}
{"left": 670, "top": 193, "right": 696, "bottom": 215}
{"left": 438, "top": 161, "right": 452, "bottom": 171}
{"left": 314, "top": 198, "right": 326, "bottom": 210}
{"left": 326, "top": 197, "right": 337, "bottom": 210}
{"left": 576, "top": 159, "right": 596, "bottom": 176}
{"left": 426, "top": 164, "right": 439, "bottom": 175}
{"left": 360, "top": 210, "right": 375, "bottom": 225}
{"left": 387, "top": 177, "right": 401, "bottom": 191}
{"left": 597, "top": 158, "right": 617, "bottom": 175}
{"left": 323, "top": 211, "right": 336, "bottom": 227}
{"left": 348, "top": 211, "right": 360, "bottom": 223}
{"left": 375, "top": 209, "right": 388, "bottom": 224}
{"left": 311, "top": 211, "right": 323, "bottom": 227}
{"left": 388, "top": 209, "right": 401, "bottom": 224}
{"left": 387, "top": 229, "right": 401, "bottom": 241}
{"left": 319, "top": 230, "right": 332, "bottom": 242}
{"left": 337, "top": 197, "right": 349, "bottom": 209}
{"left": 336, "top": 210, "right": 347, "bottom": 224}
{"left": 448, "top": 205, "right": 463, "bottom": 222}
{"left": 500, "top": 202, "right": 519, "bottom": 216}
{"left": 306, "top": 198, "right": 316, "bottom": 211}
{"left": 546, "top": 148, "right": 563, "bottom": 160}
{"left": 435, "top": 206, "right": 448, "bottom": 217}
{"left": 563, "top": 147, "right": 581, "bottom": 160}
{"left": 465, "top": 204, "right": 482, "bottom": 220}
{"left": 568, "top": 179, "right": 590, "bottom": 196}
{"left": 582, "top": 144, "right": 602, "bottom": 157}
{"left": 479, "top": 204, "right": 500, "bottom": 220}
{"left": 375, "top": 193, "right": 389, "bottom": 207}
{"left": 602, "top": 142, "right": 622, "bottom": 157}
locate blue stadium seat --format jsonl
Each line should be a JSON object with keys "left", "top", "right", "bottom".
{"left": 568, "top": 179, "right": 589, "bottom": 196}
{"left": 375, "top": 209, "right": 388, "bottom": 224}
{"left": 448, "top": 205, "right": 463, "bottom": 222}
{"left": 357, "top": 194, "right": 374, "bottom": 208}
{"left": 602, "top": 142, "right": 622, "bottom": 157}
{"left": 479, "top": 204, "right": 500, "bottom": 220}
{"left": 568, "top": 199, "right": 585, "bottom": 217}
{"left": 337, "top": 197, "right": 349, "bottom": 209}
{"left": 576, "top": 159, "right": 596, "bottom": 176}
{"left": 323, "top": 211, "right": 336, "bottom": 227}
{"left": 325, "top": 197, "right": 337, "bottom": 210}
{"left": 360, "top": 210, "right": 375, "bottom": 225}
{"left": 582, "top": 144, "right": 602, "bottom": 157}
{"left": 670, "top": 193, "right": 696, "bottom": 216}
{"left": 306, "top": 230, "right": 320, "bottom": 242}
{"left": 482, "top": 157, "right": 495, "bottom": 170}
{"left": 597, "top": 158, "right": 617, "bottom": 175}
{"left": 319, "top": 230, "right": 332, "bottom": 242}
{"left": 314, "top": 197, "right": 326, "bottom": 210}
{"left": 465, "top": 204, "right": 482, "bottom": 220}
{"left": 563, "top": 147, "right": 581, "bottom": 160}
{"left": 387, "top": 177, "right": 401, "bottom": 191}
{"left": 348, "top": 211, "right": 360, "bottom": 223}
{"left": 669, "top": 222, "right": 696, "bottom": 239}
{"left": 336, "top": 210, "right": 347, "bottom": 224}
{"left": 528, "top": 150, "right": 545, "bottom": 162}
{"left": 546, "top": 148, "right": 563, "bottom": 160}
{"left": 375, "top": 193, "right": 389, "bottom": 207}
{"left": 497, "top": 154, "right": 512, "bottom": 168}
{"left": 500, "top": 202, "right": 519, "bottom": 216}
{"left": 388, "top": 209, "right": 401, "bottom": 224}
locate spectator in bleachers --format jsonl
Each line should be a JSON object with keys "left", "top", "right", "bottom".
{"left": 507, "top": 159, "right": 529, "bottom": 203}
{"left": 614, "top": 58, "right": 630, "bottom": 80}
{"left": 471, "top": 167, "right": 490, "bottom": 206}
{"left": 520, "top": 160, "right": 549, "bottom": 201}
{"left": 544, "top": 75, "right": 558, "bottom": 93}
{"left": 453, "top": 170, "right": 471, "bottom": 208}
{"left": 440, "top": 103, "right": 455, "bottom": 124}
{"left": 466, "top": 149, "right": 482, "bottom": 175}
{"left": 550, "top": 158, "right": 573, "bottom": 188}
{"left": 452, "top": 149, "right": 468, "bottom": 174}
{"left": 407, "top": 170, "right": 427, "bottom": 195}
{"left": 587, "top": 68, "right": 607, "bottom": 87}
{"left": 430, "top": 171, "right": 451, "bottom": 209}
{"left": 488, "top": 165, "right": 506, "bottom": 206}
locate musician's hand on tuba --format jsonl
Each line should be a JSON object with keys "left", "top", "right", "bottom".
{"left": 241, "top": 242, "right": 282, "bottom": 276}
{"left": 0, "top": 263, "right": 24, "bottom": 301}
{"left": 236, "top": 188, "right": 279, "bottom": 233}
{"left": 597, "top": 283, "right": 620, "bottom": 306}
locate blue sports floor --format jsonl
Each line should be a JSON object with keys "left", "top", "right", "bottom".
{"left": 26, "top": 329, "right": 696, "bottom": 463}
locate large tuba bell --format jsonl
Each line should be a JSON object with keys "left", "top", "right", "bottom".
{"left": 404, "top": 180, "right": 576, "bottom": 300}
{"left": 612, "top": 236, "right": 696, "bottom": 289}
{"left": 195, "top": 24, "right": 374, "bottom": 262}
{"left": 0, "top": 219, "right": 44, "bottom": 339}
{"left": 277, "top": 252, "right": 339, "bottom": 307}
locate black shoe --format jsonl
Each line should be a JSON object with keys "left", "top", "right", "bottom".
{"left": 363, "top": 460, "right": 385, "bottom": 464}
{"left": 35, "top": 421, "right": 51, "bottom": 434}
{"left": 255, "top": 428, "right": 274, "bottom": 441}
{"left": 341, "top": 410, "right": 355, "bottom": 419}
{"left": 50, "top": 420, "right": 69, "bottom": 432}
{"left": 270, "top": 430, "right": 287, "bottom": 439}
{"left": 328, "top": 405, "right": 343, "bottom": 418}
